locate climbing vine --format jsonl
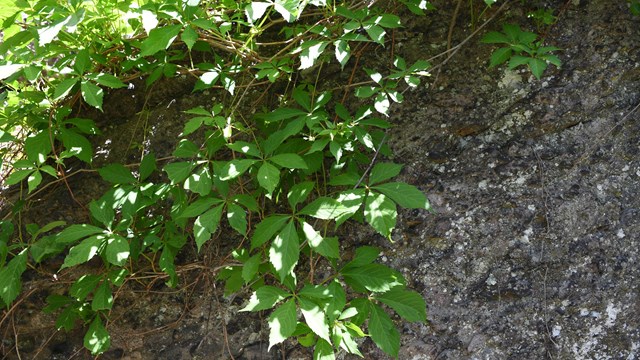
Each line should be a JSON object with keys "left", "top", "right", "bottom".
{"left": 0, "top": 0, "right": 560, "bottom": 357}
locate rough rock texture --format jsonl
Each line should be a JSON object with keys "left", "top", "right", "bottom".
{"left": 2, "top": 1, "right": 639, "bottom": 359}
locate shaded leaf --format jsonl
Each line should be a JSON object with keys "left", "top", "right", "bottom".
{"left": 251, "top": 215, "right": 290, "bottom": 250}
{"left": 375, "top": 287, "right": 426, "bottom": 322}
{"left": 0, "top": 250, "right": 28, "bottom": 306}
{"left": 227, "top": 203, "right": 247, "bottom": 236}
{"left": 372, "top": 182, "right": 430, "bottom": 209}
{"left": 98, "top": 164, "right": 136, "bottom": 184}
{"left": 369, "top": 305, "right": 400, "bottom": 358}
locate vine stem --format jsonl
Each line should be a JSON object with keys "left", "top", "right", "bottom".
{"left": 354, "top": 132, "right": 388, "bottom": 189}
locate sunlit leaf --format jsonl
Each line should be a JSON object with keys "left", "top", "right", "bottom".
{"left": 268, "top": 299, "right": 297, "bottom": 350}
{"left": 364, "top": 192, "right": 397, "bottom": 238}
{"left": 84, "top": 316, "right": 110, "bottom": 355}
{"left": 269, "top": 221, "right": 299, "bottom": 281}
{"left": 140, "top": 24, "right": 182, "bottom": 56}
{"left": 240, "top": 285, "right": 290, "bottom": 312}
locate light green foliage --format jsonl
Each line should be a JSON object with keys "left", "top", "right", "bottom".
{"left": 0, "top": 0, "right": 553, "bottom": 357}
{"left": 481, "top": 23, "right": 561, "bottom": 79}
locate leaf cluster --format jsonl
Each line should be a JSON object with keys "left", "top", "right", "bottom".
{"left": 481, "top": 23, "right": 561, "bottom": 79}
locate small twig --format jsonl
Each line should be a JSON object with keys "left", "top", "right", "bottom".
{"left": 354, "top": 132, "right": 388, "bottom": 189}
{"left": 431, "top": 0, "right": 511, "bottom": 85}
{"left": 447, "top": 0, "right": 464, "bottom": 51}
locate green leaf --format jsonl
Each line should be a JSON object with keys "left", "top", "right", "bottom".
{"left": 164, "top": 161, "right": 195, "bottom": 184}
{"left": 299, "top": 297, "right": 331, "bottom": 343}
{"left": 268, "top": 299, "right": 297, "bottom": 350}
{"left": 374, "top": 93, "right": 390, "bottom": 115}
{"left": 91, "top": 281, "right": 113, "bottom": 311}
{"left": 232, "top": 194, "right": 260, "bottom": 212}
{"left": 105, "top": 234, "right": 129, "bottom": 266}
{"left": 53, "top": 77, "right": 79, "bottom": 100}
{"left": 369, "top": 162, "right": 403, "bottom": 185}
{"left": 184, "top": 165, "right": 213, "bottom": 196}
{"left": 181, "top": 26, "right": 198, "bottom": 50}
{"left": 81, "top": 81, "right": 104, "bottom": 110}
{"left": 270, "top": 153, "right": 308, "bottom": 169}
{"left": 173, "top": 139, "right": 200, "bottom": 158}
{"left": 193, "top": 205, "right": 224, "bottom": 250}
{"left": 27, "top": 170, "right": 42, "bottom": 193}
{"left": 245, "top": 2, "right": 271, "bottom": 23}
{"left": 257, "top": 162, "right": 280, "bottom": 194}
{"left": 59, "top": 128, "right": 92, "bottom": 163}
{"left": 369, "top": 305, "right": 400, "bottom": 358}
{"left": 367, "top": 14, "right": 402, "bottom": 28}
{"left": 372, "top": 182, "right": 430, "bottom": 209}
{"left": 364, "top": 193, "right": 397, "bottom": 238}
{"left": 326, "top": 281, "right": 346, "bottom": 323}
{"left": 178, "top": 197, "right": 223, "bottom": 218}
{"left": 89, "top": 199, "right": 114, "bottom": 228}
{"left": 61, "top": 235, "right": 105, "bottom": 269}
{"left": 263, "top": 117, "right": 305, "bottom": 155}
{"left": 139, "top": 153, "right": 156, "bottom": 181}
{"left": 365, "top": 24, "right": 386, "bottom": 45}
{"left": 262, "top": 107, "right": 307, "bottom": 123}
{"left": 227, "top": 203, "right": 247, "bottom": 236}
{"left": 140, "top": 24, "right": 182, "bottom": 56}
{"left": 528, "top": 57, "right": 548, "bottom": 79}
{"left": 219, "top": 159, "right": 256, "bottom": 181}
{"left": 355, "top": 86, "right": 377, "bottom": 98}
{"left": 489, "top": 47, "right": 512, "bottom": 68}
{"left": 298, "top": 40, "right": 329, "bottom": 70}
{"left": 84, "top": 316, "right": 111, "bottom": 355}
{"left": 375, "top": 287, "right": 426, "bottom": 322}
{"left": 334, "top": 189, "right": 365, "bottom": 226}
{"left": 288, "top": 181, "right": 314, "bottom": 208}
{"left": 74, "top": 49, "right": 91, "bottom": 74}
{"left": 0, "top": 249, "right": 28, "bottom": 306}
{"left": 345, "top": 246, "right": 380, "bottom": 268}
{"left": 242, "top": 254, "right": 261, "bottom": 284}
{"left": 70, "top": 274, "right": 101, "bottom": 301}
{"left": 314, "top": 338, "right": 335, "bottom": 360}
{"left": 269, "top": 220, "right": 300, "bottom": 281}
{"left": 299, "top": 197, "right": 349, "bottom": 220}
{"left": 481, "top": 31, "right": 509, "bottom": 44}
{"left": 55, "top": 224, "right": 105, "bottom": 244}
{"left": 24, "top": 131, "right": 52, "bottom": 164}
{"left": 55, "top": 307, "right": 79, "bottom": 331}
{"left": 93, "top": 73, "right": 126, "bottom": 89}
{"left": 302, "top": 221, "right": 339, "bottom": 258}
{"left": 98, "top": 163, "right": 136, "bottom": 184}
{"left": 342, "top": 263, "right": 402, "bottom": 293}
{"left": 4, "top": 169, "right": 34, "bottom": 186}
{"left": 274, "top": 0, "right": 302, "bottom": 22}
{"left": 251, "top": 215, "right": 290, "bottom": 250}
{"left": 227, "top": 141, "right": 261, "bottom": 157}
{"left": 508, "top": 55, "right": 531, "bottom": 69}
{"left": 240, "top": 285, "right": 290, "bottom": 312}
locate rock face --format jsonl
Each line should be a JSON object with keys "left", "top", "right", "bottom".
{"left": 2, "top": 1, "right": 639, "bottom": 359}
{"left": 385, "top": 1, "right": 640, "bottom": 359}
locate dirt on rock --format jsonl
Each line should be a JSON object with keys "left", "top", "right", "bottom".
{"left": 2, "top": 1, "right": 639, "bottom": 359}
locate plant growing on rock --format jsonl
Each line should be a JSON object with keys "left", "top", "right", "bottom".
{"left": 0, "top": 0, "right": 433, "bottom": 357}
